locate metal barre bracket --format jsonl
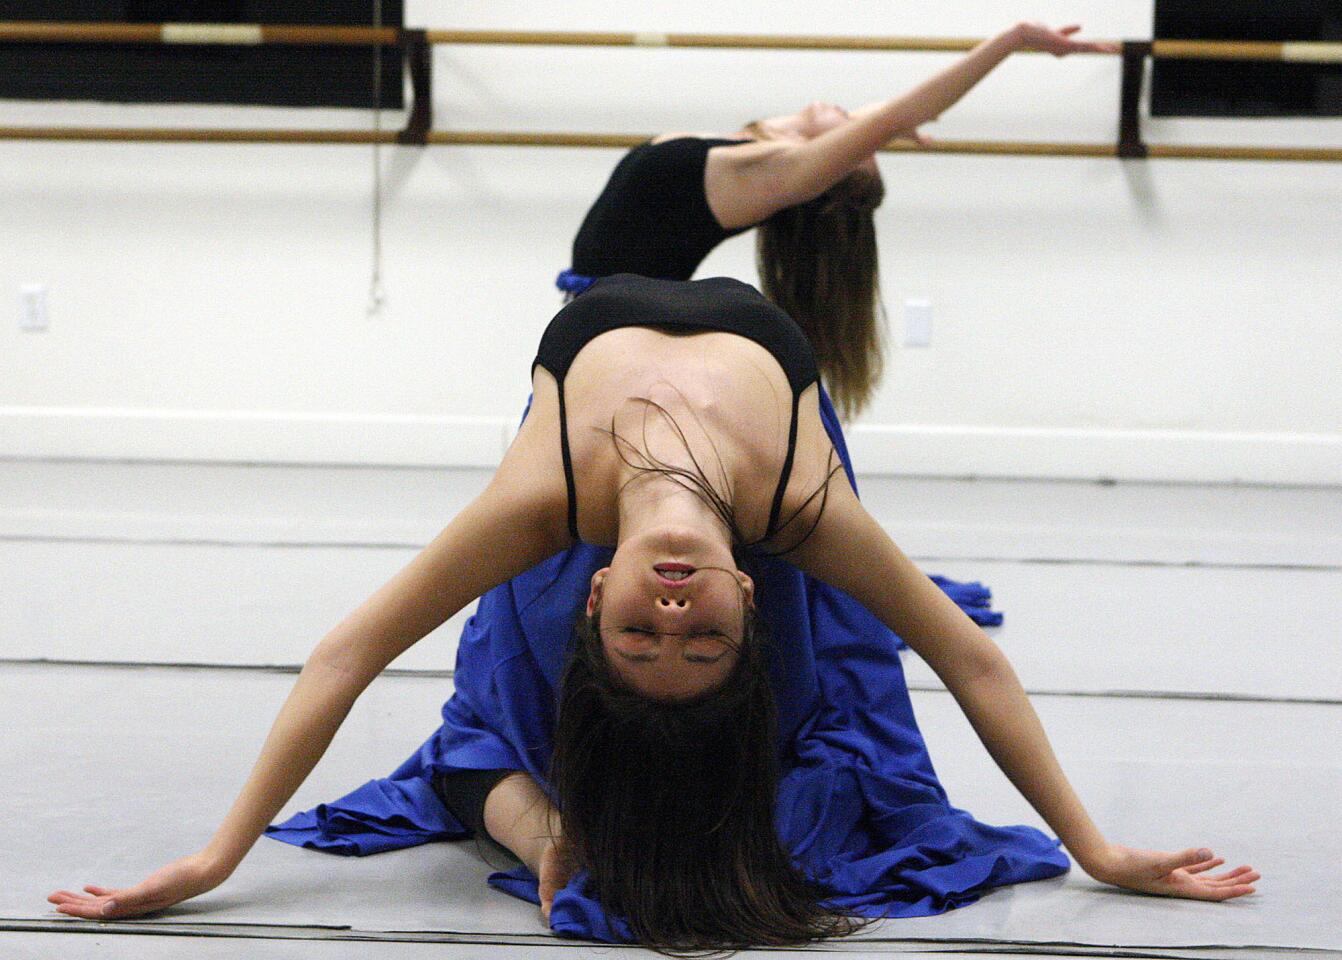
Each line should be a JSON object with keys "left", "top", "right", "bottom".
{"left": 397, "top": 29, "right": 432, "bottom": 146}
{"left": 1118, "top": 41, "right": 1152, "bottom": 160}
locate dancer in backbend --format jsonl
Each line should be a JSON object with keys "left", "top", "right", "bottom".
{"left": 558, "top": 21, "right": 1117, "bottom": 419}
{"left": 51, "top": 275, "right": 1257, "bottom": 953}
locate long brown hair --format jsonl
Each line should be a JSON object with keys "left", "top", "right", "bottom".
{"left": 547, "top": 400, "right": 860, "bottom": 952}
{"left": 551, "top": 609, "right": 861, "bottom": 953}
{"left": 746, "top": 122, "right": 886, "bottom": 421}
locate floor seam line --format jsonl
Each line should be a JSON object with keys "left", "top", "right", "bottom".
{"left": 2, "top": 533, "right": 1338, "bottom": 571}
{"left": 2, "top": 658, "right": 1337, "bottom": 706}
{"left": 2, "top": 920, "right": 1334, "bottom": 954}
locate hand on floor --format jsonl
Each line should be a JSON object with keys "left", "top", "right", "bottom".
{"left": 47, "top": 852, "right": 225, "bottom": 920}
{"left": 538, "top": 836, "right": 576, "bottom": 921}
{"left": 1084, "top": 844, "right": 1259, "bottom": 901}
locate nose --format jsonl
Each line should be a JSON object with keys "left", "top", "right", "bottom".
{"left": 656, "top": 595, "right": 688, "bottom": 610}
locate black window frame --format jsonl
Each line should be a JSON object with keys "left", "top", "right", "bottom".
{"left": 1152, "top": 0, "right": 1342, "bottom": 118}
{"left": 0, "top": 2, "right": 404, "bottom": 109}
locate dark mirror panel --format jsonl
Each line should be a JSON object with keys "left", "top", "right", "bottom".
{"left": 1152, "top": 0, "right": 1342, "bottom": 117}
{"left": 0, "top": 2, "right": 404, "bottom": 108}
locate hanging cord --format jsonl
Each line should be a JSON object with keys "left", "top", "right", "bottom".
{"left": 366, "top": 0, "right": 386, "bottom": 316}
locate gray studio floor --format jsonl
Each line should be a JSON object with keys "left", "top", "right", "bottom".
{"left": 2, "top": 459, "right": 1340, "bottom": 959}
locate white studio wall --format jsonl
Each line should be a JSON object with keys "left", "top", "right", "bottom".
{"left": 2, "top": 0, "right": 1340, "bottom": 484}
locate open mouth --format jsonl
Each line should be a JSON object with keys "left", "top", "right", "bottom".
{"left": 654, "top": 563, "right": 695, "bottom": 583}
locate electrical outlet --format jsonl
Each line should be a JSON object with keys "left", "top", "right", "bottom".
{"left": 20, "top": 284, "right": 48, "bottom": 331}
{"left": 902, "top": 298, "right": 932, "bottom": 347}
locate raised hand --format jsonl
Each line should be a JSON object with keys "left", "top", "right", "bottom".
{"left": 1010, "top": 23, "right": 1121, "bottom": 57}
{"left": 1084, "top": 844, "right": 1259, "bottom": 901}
{"left": 47, "top": 852, "right": 227, "bottom": 920}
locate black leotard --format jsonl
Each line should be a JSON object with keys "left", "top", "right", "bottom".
{"left": 568, "top": 138, "right": 755, "bottom": 282}
{"left": 534, "top": 273, "right": 818, "bottom": 544}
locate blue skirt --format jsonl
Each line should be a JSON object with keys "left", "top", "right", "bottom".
{"left": 266, "top": 386, "right": 1061, "bottom": 941}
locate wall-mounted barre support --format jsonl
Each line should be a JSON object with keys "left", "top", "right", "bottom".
{"left": 1117, "top": 41, "right": 1152, "bottom": 160}
{"left": 3, "top": 22, "right": 1342, "bottom": 63}
{"left": 397, "top": 30, "right": 433, "bottom": 146}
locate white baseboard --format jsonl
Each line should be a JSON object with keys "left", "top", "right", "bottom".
{"left": 3, "top": 406, "right": 1339, "bottom": 485}
{"left": 844, "top": 424, "right": 1342, "bottom": 486}
{"left": 0, "top": 406, "right": 511, "bottom": 468}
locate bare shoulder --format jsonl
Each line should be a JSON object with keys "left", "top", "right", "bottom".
{"left": 649, "top": 132, "right": 787, "bottom": 166}
{"left": 649, "top": 131, "right": 742, "bottom": 145}
{"left": 709, "top": 136, "right": 789, "bottom": 162}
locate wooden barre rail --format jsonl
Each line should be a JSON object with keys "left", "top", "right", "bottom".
{"left": 430, "top": 132, "right": 1342, "bottom": 162}
{"left": 3, "top": 126, "right": 1339, "bottom": 162}
{"left": 427, "top": 32, "right": 1342, "bottom": 63}
{"left": 3, "top": 22, "right": 1342, "bottom": 62}
{"left": 424, "top": 31, "right": 999, "bottom": 53}
{"left": 1153, "top": 39, "right": 1342, "bottom": 63}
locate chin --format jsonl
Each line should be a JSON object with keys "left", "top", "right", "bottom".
{"left": 621, "top": 526, "right": 722, "bottom": 565}
{"left": 654, "top": 525, "right": 719, "bottom": 554}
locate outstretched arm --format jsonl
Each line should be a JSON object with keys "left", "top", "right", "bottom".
{"left": 714, "top": 23, "right": 1117, "bottom": 221}
{"left": 48, "top": 474, "right": 568, "bottom": 920}
{"left": 480, "top": 773, "right": 573, "bottom": 920}
{"left": 847, "top": 24, "right": 1118, "bottom": 133}
{"left": 789, "top": 482, "right": 1258, "bottom": 901}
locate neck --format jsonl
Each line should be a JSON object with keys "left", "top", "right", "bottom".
{"left": 740, "top": 118, "right": 793, "bottom": 142}
{"left": 615, "top": 473, "right": 735, "bottom": 558}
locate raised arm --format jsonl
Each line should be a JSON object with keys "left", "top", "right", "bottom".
{"left": 712, "top": 23, "right": 1117, "bottom": 221}
{"left": 845, "top": 24, "right": 1119, "bottom": 138}
{"left": 49, "top": 462, "right": 569, "bottom": 920}
{"left": 788, "top": 479, "right": 1258, "bottom": 901}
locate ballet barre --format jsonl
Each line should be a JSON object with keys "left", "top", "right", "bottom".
{"left": 4, "top": 22, "right": 1342, "bottom": 62}
{"left": 1, "top": 23, "right": 1339, "bottom": 160}
{"left": 3, "top": 127, "right": 1338, "bottom": 162}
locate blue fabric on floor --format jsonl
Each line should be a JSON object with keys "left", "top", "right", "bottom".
{"left": 266, "top": 386, "right": 1059, "bottom": 940}
{"left": 930, "top": 575, "right": 1003, "bottom": 627}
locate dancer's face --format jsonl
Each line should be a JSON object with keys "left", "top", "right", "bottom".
{"left": 758, "top": 101, "right": 881, "bottom": 176}
{"left": 588, "top": 536, "right": 755, "bottom": 701}
{"left": 766, "top": 101, "right": 850, "bottom": 140}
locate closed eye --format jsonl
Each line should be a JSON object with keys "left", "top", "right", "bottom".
{"left": 683, "top": 651, "right": 727, "bottom": 664}
{"left": 616, "top": 628, "right": 731, "bottom": 664}
{"left": 684, "top": 629, "right": 730, "bottom": 664}
{"left": 614, "top": 649, "right": 659, "bottom": 663}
